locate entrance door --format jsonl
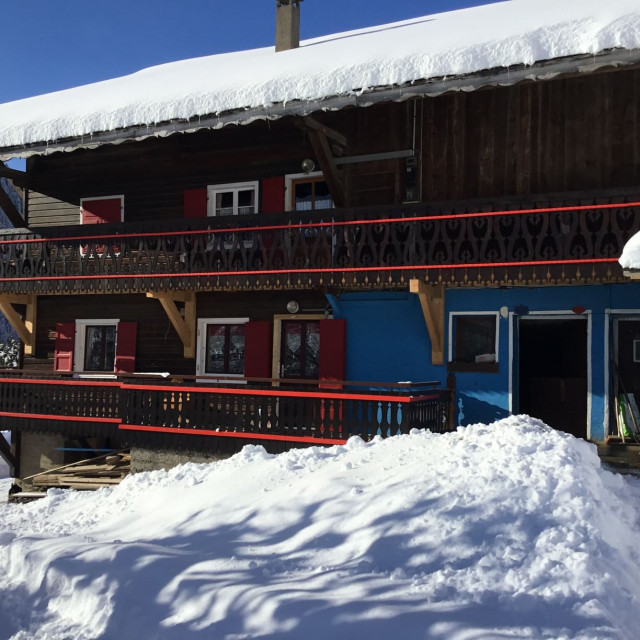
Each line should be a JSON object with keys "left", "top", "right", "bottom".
{"left": 518, "top": 317, "right": 588, "bottom": 438}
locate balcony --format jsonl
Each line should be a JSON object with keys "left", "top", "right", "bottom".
{"left": 0, "top": 372, "right": 451, "bottom": 450}
{"left": 0, "top": 194, "right": 637, "bottom": 295}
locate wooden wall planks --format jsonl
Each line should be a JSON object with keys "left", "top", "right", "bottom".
{"left": 24, "top": 67, "right": 640, "bottom": 228}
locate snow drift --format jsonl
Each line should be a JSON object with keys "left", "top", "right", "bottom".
{"left": 1, "top": 416, "right": 639, "bottom": 639}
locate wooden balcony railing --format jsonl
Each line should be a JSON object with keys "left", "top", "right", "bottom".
{"left": 0, "top": 372, "right": 451, "bottom": 447}
{"left": 0, "top": 194, "right": 637, "bottom": 293}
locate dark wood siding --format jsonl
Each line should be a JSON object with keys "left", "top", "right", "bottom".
{"left": 24, "top": 66, "right": 640, "bottom": 228}
{"left": 419, "top": 68, "right": 640, "bottom": 201}
{"left": 27, "top": 291, "right": 327, "bottom": 374}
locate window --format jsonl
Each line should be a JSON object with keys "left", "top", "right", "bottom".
{"left": 58, "top": 319, "right": 137, "bottom": 374}
{"left": 74, "top": 319, "right": 118, "bottom": 373}
{"left": 197, "top": 318, "right": 249, "bottom": 379}
{"left": 207, "top": 182, "right": 258, "bottom": 217}
{"left": 281, "top": 320, "right": 320, "bottom": 379}
{"left": 449, "top": 313, "right": 499, "bottom": 372}
{"left": 84, "top": 325, "right": 117, "bottom": 371}
{"left": 285, "top": 173, "right": 333, "bottom": 212}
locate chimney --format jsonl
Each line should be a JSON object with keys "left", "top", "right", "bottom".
{"left": 276, "top": 0, "right": 302, "bottom": 52}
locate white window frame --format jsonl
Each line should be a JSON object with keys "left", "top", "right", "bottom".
{"left": 284, "top": 172, "right": 333, "bottom": 212}
{"left": 74, "top": 318, "right": 119, "bottom": 375}
{"left": 196, "top": 317, "right": 249, "bottom": 382}
{"left": 448, "top": 311, "right": 500, "bottom": 364}
{"left": 207, "top": 182, "right": 259, "bottom": 217}
{"left": 79, "top": 195, "right": 125, "bottom": 224}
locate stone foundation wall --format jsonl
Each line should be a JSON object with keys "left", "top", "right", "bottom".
{"left": 130, "top": 447, "right": 231, "bottom": 473}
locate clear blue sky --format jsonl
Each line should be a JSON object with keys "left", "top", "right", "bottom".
{"left": 2, "top": 0, "right": 488, "bottom": 103}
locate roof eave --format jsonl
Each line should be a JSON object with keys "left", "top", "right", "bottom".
{"left": 2, "top": 47, "right": 640, "bottom": 161}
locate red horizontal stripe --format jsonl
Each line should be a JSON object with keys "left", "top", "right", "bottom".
{"left": 1, "top": 201, "right": 637, "bottom": 246}
{"left": 0, "top": 257, "right": 620, "bottom": 284}
{"left": 0, "top": 377, "right": 121, "bottom": 388}
{"left": 119, "top": 423, "right": 347, "bottom": 445}
{"left": 0, "top": 410, "right": 120, "bottom": 423}
{"left": 122, "top": 382, "right": 424, "bottom": 402}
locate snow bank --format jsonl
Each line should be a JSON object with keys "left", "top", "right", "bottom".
{"left": 1, "top": 416, "right": 639, "bottom": 639}
{"left": 0, "top": 0, "right": 639, "bottom": 152}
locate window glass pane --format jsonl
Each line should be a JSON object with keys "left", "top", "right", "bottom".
{"left": 455, "top": 316, "right": 496, "bottom": 363}
{"left": 284, "top": 323, "right": 302, "bottom": 377}
{"left": 294, "top": 182, "right": 314, "bottom": 211}
{"left": 305, "top": 322, "right": 320, "bottom": 378}
{"left": 84, "top": 324, "right": 116, "bottom": 371}
{"left": 206, "top": 325, "right": 227, "bottom": 373}
{"left": 237, "top": 189, "right": 256, "bottom": 215}
{"left": 314, "top": 181, "right": 333, "bottom": 209}
{"left": 215, "top": 192, "right": 234, "bottom": 216}
{"left": 104, "top": 325, "right": 116, "bottom": 371}
{"left": 228, "top": 325, "right": 245, "bottom": 374}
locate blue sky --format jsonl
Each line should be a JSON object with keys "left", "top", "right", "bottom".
{"left": 2, "top": 0, "right": 487, "bottom": 103}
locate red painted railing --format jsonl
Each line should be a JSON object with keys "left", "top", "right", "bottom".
{"left": 0, "top": 196, "right": 636, "bottom": 293}
{"left": 0, "top": 372, "right": 451, "bottom": 445}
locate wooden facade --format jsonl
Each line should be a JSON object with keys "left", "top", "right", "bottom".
{"left": 23, "top": 67, "right": 640, "bottom": 227}
{"left": 2, "top": 60, "right": 640, "bottom": 481}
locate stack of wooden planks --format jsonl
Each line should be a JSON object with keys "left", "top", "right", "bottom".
{"left": 24, "top": 451, "right": 130, "bottom": 494}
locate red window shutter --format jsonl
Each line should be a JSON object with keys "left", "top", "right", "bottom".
{"left": 184, "top": 188, "right": 208, "bottom": 218}
{"left": 244, "top": 321, "right": 273, "bottom": 378}
{"left": 81, "top": 197, "right": 122, "bottom": 224}
{"left": 261, "top": 177, "right": 285, "bottom": 213}
{"left": 54, "top": 322, "right": 75, "bottom": 372}
{"left": 319, "top": 319, "right": 346, "bottom": 388}
{"left": 115, "top": 322, "right": 137, "bottom": 373}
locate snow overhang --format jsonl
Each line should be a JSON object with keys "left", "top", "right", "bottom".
{"left": 1, "top": 47, "right": 639, "bottom": 162}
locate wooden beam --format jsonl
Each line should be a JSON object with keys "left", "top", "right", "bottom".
{"left": 0, "top": 182, "right": 25, "bottom": 228}
{"left": 0, "top": 164, "right": 27, "bottom": 186}
{"left": 147, "top": 291, "right": 196, "bottom": 358}
{"left": 302, "top": 116, "right": 348, "bottom": 147}
{"left": 307, "top": 128, "right": 346, "bottom": 208}
{"left": 0, "top": 294, "right": 36, "bottom": 355}
{"left": 410, "top": 279, "right": 445, "bottom": 365}
{"left": 0, "top": 431, "right": 15, "bottom": 473}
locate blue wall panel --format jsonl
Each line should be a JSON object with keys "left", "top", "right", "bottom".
{"left": 330, "top": 282, "right": 640, "bottom": 441}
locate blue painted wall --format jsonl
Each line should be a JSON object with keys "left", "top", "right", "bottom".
{"left": 330, "top": 282, "right": 640, "bottom": 441}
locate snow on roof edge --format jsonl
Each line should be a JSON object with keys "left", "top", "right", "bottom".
{"left": 2, "top": 48, "right": 637, "bottom": 162}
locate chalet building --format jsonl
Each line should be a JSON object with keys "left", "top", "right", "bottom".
{"left": 1, "top": 0, "right": 640, "bottom": 485}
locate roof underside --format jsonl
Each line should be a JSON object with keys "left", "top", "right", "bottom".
{"left": 0, "top": 0, "right": 639, "bottom": 160}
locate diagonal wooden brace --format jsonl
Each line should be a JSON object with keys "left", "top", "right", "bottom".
{"left": 147, "top": 291, "right": 196, "bottom": 358}
{"left": 0, "top": 294, "right": 36, "bottom": 355}
{"left": 410, "top": 279, "right": 445, "bottom": 365}
{"left": 0, "top": 431, "right": 15, "bottom": 473}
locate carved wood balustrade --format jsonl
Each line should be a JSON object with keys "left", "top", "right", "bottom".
{"left": 0, "top": 194, "right": 637, "bottom": 294}
{"left": 0, "top": 373, "right": 451, "bottom": 448}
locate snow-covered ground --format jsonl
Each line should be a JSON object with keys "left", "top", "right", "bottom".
{"left": 1, "top": 416, "right": 640, "bottom": 639}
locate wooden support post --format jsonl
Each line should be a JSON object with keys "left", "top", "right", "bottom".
{"left": 0, "top": 294, "right": 36, "bottom": 355}
{"left": 300, "top": 116, "right": 347, "bottom": 208}
{"left": 147, "top": 291, "right": 196, "bottom": 358}
{"left": 0, "top": 431, "right": 15, "bottom": 473}
{"left": 0, "top": 183, "right": 25, "bottom": 228}
{"left": 410, "top": 279, "right": 445, "bottom": 365}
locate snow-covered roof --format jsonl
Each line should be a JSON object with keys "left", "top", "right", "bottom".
{"left": 1, "top": 0, "right": 640, "bottom": 159}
